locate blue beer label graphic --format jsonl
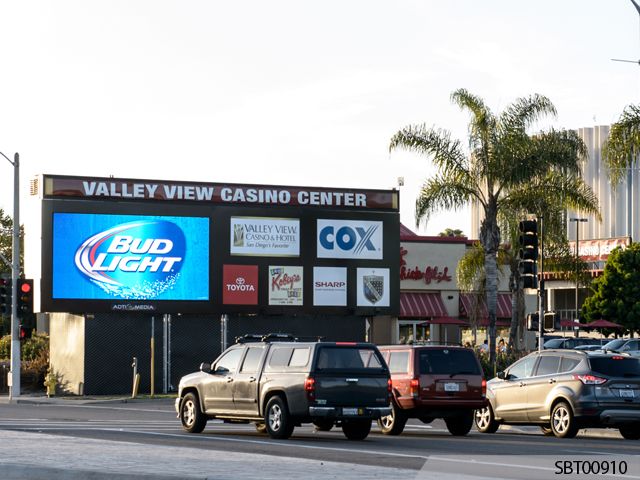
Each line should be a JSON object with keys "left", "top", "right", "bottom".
{"left": 53, "top": 213, "right": 209, "bottom": 300}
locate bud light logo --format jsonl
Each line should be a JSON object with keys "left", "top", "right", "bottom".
{"left": 317, "top": 220, "right": 383, "bottom": 259}
{"left": 75, "top": 220, "right": 186, "bottom": 299}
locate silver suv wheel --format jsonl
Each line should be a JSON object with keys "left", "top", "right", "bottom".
{"left": 268, "top": 403, "right": 282, "bottom": 431}
{"left": 550, "top": 401, "right": 578, "bottom": 438}
{"left": 475, "top": 407, "right": 491, "bottom": 430}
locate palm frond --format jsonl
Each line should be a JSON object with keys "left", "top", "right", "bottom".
{"left": 414, "top": 174, "right": 480, "bottom": 228}
{"left": 602, "top": 104, "right": 640, "bottom": 184}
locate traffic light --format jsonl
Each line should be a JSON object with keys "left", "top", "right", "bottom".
{"left": 543, "top": 312, "right": 561, "bottom": 331}
{"left": 19, "top": 324, "right": 32, "bottom": 340}
{"left": 526, "top": 312, "right": 539, "bottom": 331}
{"left": 518, "top": 220, "right": 538, "bottom": 289}
{"left": 0, "top": 277, "right": 11, "bottom": 316}
{"left": 17, "top": 279, "right": 34, "bottom": 319}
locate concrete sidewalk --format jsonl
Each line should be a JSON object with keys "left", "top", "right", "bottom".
{"left": 0, "top": 394, "right": 174, "bottom": 406}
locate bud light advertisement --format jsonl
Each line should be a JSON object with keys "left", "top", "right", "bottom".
{"left": 52, "top": 213, "right": 209, "bottom": 301}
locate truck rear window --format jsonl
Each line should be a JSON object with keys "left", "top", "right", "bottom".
{"left": 316, "top": 347, "right": 384, "bottom": 370}
{"left": 419, "top": 349, "right": 481, "bottom": 376}
{"left": 589, "top": 357, "right": 640, "bottom": 377}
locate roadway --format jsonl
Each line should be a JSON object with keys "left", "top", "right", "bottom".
{"left": 0, "top": 397, "right": 639, "bottom": 479}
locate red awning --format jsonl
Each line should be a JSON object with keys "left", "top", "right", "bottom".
{"left": 477, "top": 318, "right": 512, "bottom": 327}
{"left": 428, "top": 316, "right": 469, "bottom": 325}
{"left": 459, "top": 293, "right": 512, "bottom": 319}
{"left": 400, "top": 292, "right": 448, "bottom": 318}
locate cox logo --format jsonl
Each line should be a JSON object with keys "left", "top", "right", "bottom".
{"left": 317, "top": 220, "right": 383, "bottom": 259}
{"left": 74, "top": 220, "right": 186, "bottom": 299}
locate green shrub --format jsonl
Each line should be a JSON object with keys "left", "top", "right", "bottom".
{"left": 0, "top": 332, "right": 49, "bottom": 362}
{"left": 475, "top": 348, "right": 529, "bottom": 379}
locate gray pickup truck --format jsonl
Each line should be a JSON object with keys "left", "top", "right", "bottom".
{"left": 175, "top": 334, "right": 392, "bottom": 440}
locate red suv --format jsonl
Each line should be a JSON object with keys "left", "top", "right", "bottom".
{"left": 377, "top": 344, "right": 487, "bottom": 436}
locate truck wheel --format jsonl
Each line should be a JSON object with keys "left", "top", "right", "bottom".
{"left": 377, "top": 402, "right": 407, "bottom": 435}
{"left": 313, "top": 419, "right": 334, "bottom": 432}
{"left": 180, "top": 392, "right": 207, "bottom": 434}
{"left": 474, "top": 406, "right": 499, "bottom": 434}
{"left": 342, "top": 419, "right": 372, "bottom": 440}
{"left": 255, "top": 422, "right": 267, "bottom": 434}
{"left": 445, "top": 411, "right": 474, "bottom": 436}
{"left": 265, "top": 396, "right": 295, "bottom": 439}
{"left": 551, "top": 402, "right": 578, "bottom": 438}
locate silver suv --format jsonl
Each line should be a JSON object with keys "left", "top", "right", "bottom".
{"left": 475, "top": 350, "right": 640, "bottom": 439}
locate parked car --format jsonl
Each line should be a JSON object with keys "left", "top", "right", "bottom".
{"left": 573, "top": 344, "right": 605, "bottom": 351}
{"left": 475, "top": 349, "right": 640, "bottom": 439}
{"left": 599, "top": 338, "right": 631, "bottom": 352}
{"left": 175, "top": 334, "right": 392, "bottom": 440}
{"left": 543, "top": 337, "right": 606, "bottom": 350}
{"left": 377, "top": 344, "right": 487, "bottom": 436}
{"left": 613, "top": 339, "right": 640, "bottom": 356}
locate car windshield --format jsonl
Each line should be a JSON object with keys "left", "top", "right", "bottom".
{"left": 543, "top": 339, "right": 565, "bottom": 349}
{"left": 418, "top": 349, "right": 481, "bottom": 376}
{"left": 601, "top": 339, "right": 628, "bottom": 351}
{"left": 589, "top": 357, "right": 640, "bottom": 377}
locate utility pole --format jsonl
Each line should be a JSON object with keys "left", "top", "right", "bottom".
{"left": 1, "top": 151, "right": 20, "bottom": 399}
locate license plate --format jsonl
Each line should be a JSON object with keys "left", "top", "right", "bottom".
{"left": 444, "top": 382, "right": 460, "bottom": 392}
{"left": 620, "top": 389, "right": 635, "bottom": 398}
{"left": 343, "top": 408, "right": 362, "bottom": 416}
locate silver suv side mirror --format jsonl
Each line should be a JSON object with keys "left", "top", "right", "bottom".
{"left": 200, "top": 362, "right": 212, "bottom": 373}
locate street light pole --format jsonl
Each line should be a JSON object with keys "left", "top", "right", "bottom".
{"left": 570, "top": 217, "right": 588, "bottom": 339}
{"left": 1, "top": 150, "right": 20, "bottom": 399}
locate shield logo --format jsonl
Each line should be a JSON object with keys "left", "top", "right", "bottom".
{"left": 363, "top": 275, "right": 384, "bottom": 304}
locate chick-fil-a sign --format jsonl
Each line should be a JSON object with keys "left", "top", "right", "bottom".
{"left": 400, "top": 247, "right": 452, "bottom": 285}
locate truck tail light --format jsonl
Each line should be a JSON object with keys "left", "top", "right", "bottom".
{"left": 481, "top": 378, "right": 487, "bottom": 397}
{"left": 410, "top": 378, "right": 420, "bottom": 397}
{"left": 574, "top": 374, "right": 607, "bottom": 385}
{"left": 305, "top": 376, "right": 316, "bottom": 401}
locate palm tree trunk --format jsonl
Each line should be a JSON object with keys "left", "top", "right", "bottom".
{"left": 480, "top": 202, "right": 500, "bottom": 373}
{"left": 485, "top": 252, "right": 498, "bottom": 371}
{"left": 508, "top": 258, "right": 519, "bottom": 350}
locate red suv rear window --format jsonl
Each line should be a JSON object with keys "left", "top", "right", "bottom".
{"left": 418, "top": 349, "right": 481, "bottom": 376}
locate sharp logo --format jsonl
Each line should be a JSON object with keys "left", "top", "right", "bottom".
{"left": 317, "top": 220, "right": 383, "bottom": 259}
{"left": 74, "top": 220, "right": 186, "bottom": 299}
{"left": 315, "top": 281, "right": 346, "bottom": 288}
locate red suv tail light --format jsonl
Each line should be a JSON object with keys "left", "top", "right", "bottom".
{"left": 574, "top": 374, "right": 607, "bottom": 385}
{"left": 481, "top": 378, "right": 487, "bottom": 397}
{"left": 304, "top": 376, "right": 316, "bottom": 401}
{"left": 387, "top": 378, "right": 393, "bottom": 393}
{"left": 410, "top": 378, "right": 420, "bottom": 397}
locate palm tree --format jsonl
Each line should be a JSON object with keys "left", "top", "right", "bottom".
{"left": 390, "top": 89, "right": 598, "bottom": 369}
{"left": 602, "top": 104, "right": 640, "bottom": 184}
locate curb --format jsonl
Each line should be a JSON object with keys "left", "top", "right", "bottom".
{"left": 0, "top": 395, "right": 175, "bottom": 406}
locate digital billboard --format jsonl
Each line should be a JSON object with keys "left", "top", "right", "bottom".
{"left": 52, "top": 213, "right": 209, "bottom": 302}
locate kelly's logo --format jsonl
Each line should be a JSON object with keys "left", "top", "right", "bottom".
{"left": 74, "top": 220, "right": 186, "bottom": 299}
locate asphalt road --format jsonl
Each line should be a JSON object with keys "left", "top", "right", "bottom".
{"left": 0, "top": 397, "right": 639, "bottom": 479}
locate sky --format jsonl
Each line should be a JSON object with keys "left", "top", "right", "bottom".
{"left": 1, "top": 0, "right": 640, "bottom": 238}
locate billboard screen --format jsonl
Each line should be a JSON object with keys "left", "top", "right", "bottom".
{"left": 52, "top": 213, "right": 209, "bottom": 302}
